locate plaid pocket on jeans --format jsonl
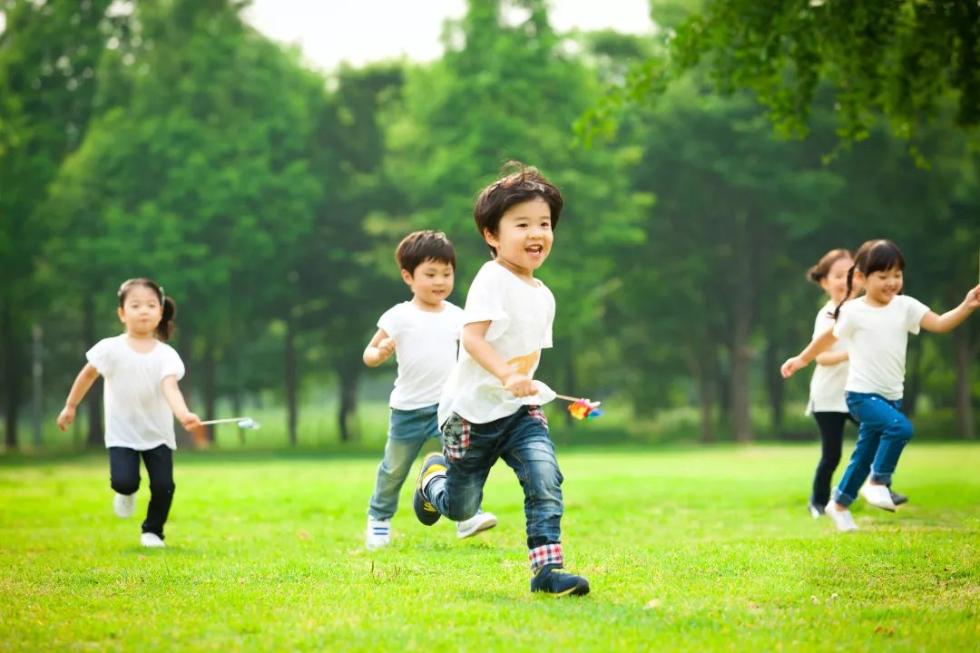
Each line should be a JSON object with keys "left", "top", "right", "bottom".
{"left": 442, "top": 413, "right": 471, "bottom": 462}
{"left": 527, "top": 406, "right": 549, "bottom": 431}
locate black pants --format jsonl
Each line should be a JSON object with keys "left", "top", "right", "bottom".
{"left": 108, "top": 445, "right": 175, "bottom": 538}
{"left": 810, "top": 412, "right": 856, "bottom": 506}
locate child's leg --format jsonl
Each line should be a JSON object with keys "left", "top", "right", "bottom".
{"left": 426, "top": 413, "right": 498, "bottom": 522}
{"left": 140, "top": 445, "right": 175, "bottom": 538}
{"left": 498, "top": 408, "right": 564, "bottom": 570}
{"left": 834, "top": 393, "right": 886, "bottom": 506}
{"left": 108, "top": 447, "right": 141, "bottom": 495}
{"left": 868, "top": 398, "right": 913, "bottom": 486}
{"left": 811, "top": 412, "right": 847, "bottom": 507}
{"left": 368, "top": 407, "right": 433, "bottom": 520}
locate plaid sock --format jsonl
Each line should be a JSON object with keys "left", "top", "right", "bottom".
{"left": 528, "top": 543, "right": 564, "bottom": 572}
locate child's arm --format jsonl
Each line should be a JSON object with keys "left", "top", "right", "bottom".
{"left": 781, "top": 326, "right": 838, "bottom": 378}
{"left": 919, "top": 284, "right": 980, "bottom": 333}
{"left": 462, "top": 321, "right": 536, "bottom": 397}
{"left": 363, "top": 328, "right": 395, "bottom": 367}
{"left": 57, "top": 363, "right": 101, "bottom": 431}
{"left": 815, "top": 350, "right": 849, "bottom": 366}
{"left": 161, "top": 376, "right": 202, "bottom": 430}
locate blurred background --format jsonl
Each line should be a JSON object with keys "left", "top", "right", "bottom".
{"left": 1, "top": 0, "right": 977, "bottom": 453}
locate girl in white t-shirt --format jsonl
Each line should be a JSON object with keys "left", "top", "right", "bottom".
{"left": 57, "top": 278, "right": 201, "bottom": 548}
{"left": 782, "top": 240, "right": 980, "bottom": 531}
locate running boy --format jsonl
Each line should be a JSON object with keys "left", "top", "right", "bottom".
{"left": 413, "top": 163, "right": 590, "bottom": 596}
{"left": 363, "top": 230, "right": 497, "bottom": 549}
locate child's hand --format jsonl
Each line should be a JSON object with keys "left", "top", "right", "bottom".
{"left": 780, "top": 356, "right": 807, "bottom": 379}
{"left": 964, "top": 284, "right": 980, "bottom": 310}
{"left": 57, "top": 405, "right": 75, "bottom": 432}
{"left": 503, "top": 373, "right": 536, "bottom": 398}
{"left": 179, "top": 412, "right": 202, "bottom": 431}
{"left": 376, "top": 337, "right": 396, "bottom": 361}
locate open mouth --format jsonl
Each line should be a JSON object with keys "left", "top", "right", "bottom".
{"left": 526, "top": 244, "right": 544, "bottom": 255}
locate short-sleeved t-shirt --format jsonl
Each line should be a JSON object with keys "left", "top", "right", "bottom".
{"left": 832, "top": 295, "right": 930, "bottom": 400}
{"left": 377, "top": 300, "right": 465, "bottom": 410}
{"left": 807, "top": 300, "right": 849, "bottom": 414}
{"left": 86, "top": 334, "right": 185, "bottom": 450}
{"left": 438, "top": 261, "right": 556, "bottom": 427}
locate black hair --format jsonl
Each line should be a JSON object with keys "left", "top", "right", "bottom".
{"left": 117, "top": 277, "right": 176, "bottom": 341}
{"left": 395, "top": 230, "right": 456, "bottom": 275}
{"left": 806, "top": 248, "right": 852, "bottom": 284}
{"left": 833, "top": 239, "right": 906, "bottom": 320}
{"left": 473, "top": 161, "right": 563, "bottom": 256}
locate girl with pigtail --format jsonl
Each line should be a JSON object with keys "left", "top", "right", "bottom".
{"left": 57, "top": 278, "right": 201, "bottom": 547}
{"left": 802, "top": 249, "right": 908, "bottom": 519}
{"left": 783, "top": 240, "right": 980, "bottom": 532}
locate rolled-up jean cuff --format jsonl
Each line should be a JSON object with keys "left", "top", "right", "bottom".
{"left": 870, "top": 471, "right": 892, "bottom": 485}
{"left": 832, "top": 489, "right": 855, "bottom": 507}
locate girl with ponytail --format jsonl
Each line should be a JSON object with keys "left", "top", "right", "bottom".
{"left": 57, "top": 278, "right": 201, "bottom": 547}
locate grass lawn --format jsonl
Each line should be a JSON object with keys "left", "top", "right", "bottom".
{"left": 1, "top": 443, "right": 978, "bottom": 652}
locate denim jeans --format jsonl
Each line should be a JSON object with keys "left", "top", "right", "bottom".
{"left": 427, "top": 406, "right": 563, "bottom": 549}
{"left": 368, "top": 405, "right": 441, "bottom": 520}
{"left": 108, "top": 445, "right": 175, "bottom": 537}
{"left": 833, "top": 392, "right": 913, "bottom": 506}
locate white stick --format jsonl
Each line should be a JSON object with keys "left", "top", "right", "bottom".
{"left": 199, "top": 416, "right": 250, "bottom": 426}
{"left": 555, "top": 393, "right": 601, "bottom": 406}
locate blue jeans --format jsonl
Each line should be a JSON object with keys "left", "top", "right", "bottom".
{"left": 427, "top": 406, "right": 563, "bottom": 548}
{"left": 833, "top": 392, "right": 914, "bottom": 506}
{"left": 368, "top": 405, "right": 441, "bottom": 520}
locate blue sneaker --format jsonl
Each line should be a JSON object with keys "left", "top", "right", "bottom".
{"left": 413, "top": 452, "right": 446, "bottom": 526}
{"left": 530, "top": 564, "right": 590, "bottom": 597}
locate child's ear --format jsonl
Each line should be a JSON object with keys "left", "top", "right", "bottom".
{"left": 117, "top": 307, "right": 126, "bottom": 323}
{"left": 482, "top": 228, "right": 498, "bottom": 249}
{"left": 400, "top": 269, "right": 414, "bottom": 286}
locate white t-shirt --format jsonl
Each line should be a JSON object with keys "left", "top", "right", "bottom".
{"left": 807, "top": 300, "right": 849, "bottom": 414}
{"left": 438, "top": 261, "right": 556, "bottom": 427}
{"left": 832, "top": 295, "right": 930, "bottom": 400}
{"left": 86, "top": 334, "right": 186, "bottom": 450}
{"left": 377, "top": 300, "right": 464, "bottom": 410}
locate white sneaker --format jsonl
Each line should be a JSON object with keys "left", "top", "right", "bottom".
{"left": 861, "top": 483, "right": 897, "bottom": 512}
{"left": 140, "top": 532, "right": 165, "bottom": 548}
{"left": 365, "top": 517, "right": 391, "bottom": 550}
{"left": 825, "top": 503, "right": 858, "bottom": 532}
{"left": 113, "top": 492, "right": 135, "bottom": 518}
{"left": 456, "top": 511, "right": 498, "bottom": 539}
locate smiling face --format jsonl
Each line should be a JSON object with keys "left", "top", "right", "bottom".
{"left": 483, "top": 197, "right": 553, "bottom": 280}
{"left": 402, "top": 258, "right": 454, "bottom": 309}
{"left": 117, "top": 285, "right": 163, "bottom": 338}
{"left": 819, "top": 256, "right": 853, "bottom": 304}
{"left": 860, "top": 266, "right": 904, "bottom": 306}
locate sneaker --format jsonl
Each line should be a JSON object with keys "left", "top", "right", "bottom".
{"left": 825, "top": 502, "right": 858, "bottom": 532}
{"left": 530, "top": 564, "right": 590, "bottom": 597}
{"left": 456, "top": 511, "right": 498, "bottom": 539}
{"left": 365, "top": 517, "right": 391, "bottom": 550}
{"left": 413, "top": 453, "right": 446, "bottom": 526}
{"left": 860, "top": 483, "right": 896, "bottom": 512}
{"left": 113, "top": 492, "right": 135, "bottom": 518}
{"left": 808, "top": 502, "right": 825, "bottom": 519}
{"left": 140, "top": 532, "right": 165, "bottom": 548}
{"left": 889, "top": 488, "right": 909, "bottom": 506}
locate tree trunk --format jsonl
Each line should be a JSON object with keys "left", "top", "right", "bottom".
{"left": 764, "top": 338, "right": 784, "bottom": 438}
{"left": 687, "top": 342, "right": 716, "bottom": 443}
{"left": 904, "top": 338, "right": 923, "bottom": 417}
{"left": 285, "top": 317, "right": 298, "bottom": 446}
{"left": 337, "top": 362, "right": 359, "bottom": 443}
{"left": 728, "top": 212, "right": 754, "bottom": 442}
{"left": 2, "top": 300, "right": 21, "bottom": 450}
{"left": 83, "top": 295, "right": 103, "bottom": 448}
{"left": 203, "top": 341, "right": 217, "bottom": 443}
{"left": 953, "top": 327, "right": 975, "bottom": 439}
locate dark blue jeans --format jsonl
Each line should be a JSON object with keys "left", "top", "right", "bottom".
{"left": 427, "top": 406, "right": 563, "bottom": 548}
{"left": 833, "top": 392, "right": 913, "bottom": 506}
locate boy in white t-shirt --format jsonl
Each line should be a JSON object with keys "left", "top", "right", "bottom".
{"left": 363, "top": 231, "right": 497, "bottom": 550}
{"left": 412, "top": 163, "right": 590, "bottom": 597}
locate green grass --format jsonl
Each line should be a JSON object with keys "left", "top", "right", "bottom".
{"left": 1, "top": 443, "right": 978, "bottom": 652}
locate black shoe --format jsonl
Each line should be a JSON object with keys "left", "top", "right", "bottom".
{"left": 413, "top": 452, "right": 446, "bottom": 526}
{"left": 808, "top": 502, "right": 826, "bottom": 518}
{"left": 889, "top": 488, "right": 909, "bottom": 506}
{"left": 530, "top": 564, "right": 590, "bottom": 597}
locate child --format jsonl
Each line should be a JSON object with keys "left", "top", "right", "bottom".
{"left": 412, "top": 163, "right": 590, "bottom": 597}
{"left": 804, "top": 249, "right": 908, "bottom": 519}
{"left": 57, "top": 278, "right": 201, "bottom": 547}
{"left": 782, "top": 239, "right": 980, "bottom": 531}
{"left": 363, "top": 230, "right": 497, "bottom": 550}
